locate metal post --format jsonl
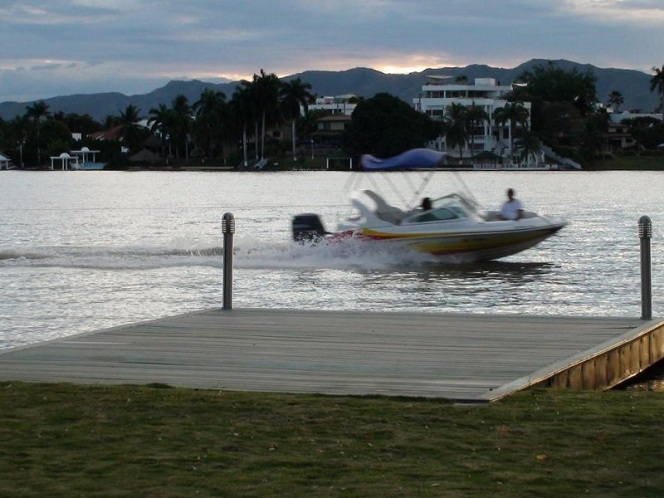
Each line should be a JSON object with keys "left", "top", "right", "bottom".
{"left": 222, "top": 213, "right": 235, "bottom": 310}
{"left": 638, "top": 215, "right": 652, "bottom": 320}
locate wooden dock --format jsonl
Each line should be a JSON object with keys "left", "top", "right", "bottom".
{"left": 0, "top": 309, "right": 663, "bottom": 403}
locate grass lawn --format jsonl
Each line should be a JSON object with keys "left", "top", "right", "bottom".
{"left": 1, "top": 383, "right": 663, "bottom": 497}
{"left": 589, "top": 156, "right": 664, "bottom": 170}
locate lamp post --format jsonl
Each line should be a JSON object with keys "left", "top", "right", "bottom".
{"left": 222, "top": 213, "right": 235, "bottom": 310}
{"left": 638, "top": 215, "right": 652, "bottom": 320}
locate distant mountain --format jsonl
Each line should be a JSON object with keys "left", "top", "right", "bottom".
{"left": 0, "top": 59, "right": 658, "bottom": 122}
{"left": 0, "top": 80, "right": 238, "bottom": 122}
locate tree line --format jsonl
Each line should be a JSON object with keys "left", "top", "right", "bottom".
{"left": 0, "top": 69, "right": 316, "bottom": 168}
{"left": 1, "top": 62, "right": 663, "bottom": 169}
{"left": 346, "top": 62, "right": 664, "bottom": 167}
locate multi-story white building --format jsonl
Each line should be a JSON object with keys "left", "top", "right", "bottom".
{"left": 413, "top": 76, "right": 531, "bottom": 162}
{"left": 308, "top": 95, "right": 358, "bottom": 116}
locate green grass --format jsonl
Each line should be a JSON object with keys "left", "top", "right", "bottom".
{"left": 583, "top": 155, "right": 664, "bottom": 171}
{"left": 1, "top": 383, "right": 662, "bottom": 497}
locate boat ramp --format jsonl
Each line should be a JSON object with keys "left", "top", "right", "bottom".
{"left": 0, "top": 308, "right": 662, "bottom": 403}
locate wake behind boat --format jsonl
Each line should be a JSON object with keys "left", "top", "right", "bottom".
{"left": 292, "top": 149, "right": 567, "bottom": 263}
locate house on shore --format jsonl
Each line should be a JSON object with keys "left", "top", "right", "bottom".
{"left": 413, "top": 76, "right": 531, "bottom": 163}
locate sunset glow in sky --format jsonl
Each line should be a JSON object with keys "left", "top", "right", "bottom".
{"left": 1, "top": 0, "right": 663, "bottom": 102}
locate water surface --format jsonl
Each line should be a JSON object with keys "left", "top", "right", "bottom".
{"left": 1, "top": 170, "right": 663, "bottom": 349}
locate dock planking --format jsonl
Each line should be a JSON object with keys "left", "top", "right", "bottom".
{"left": 0, "top": 309, "right": 663, "bottom": 403}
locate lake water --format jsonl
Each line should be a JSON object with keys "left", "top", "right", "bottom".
{"left": 1, "top": 169, "right": 663, "bottom": 352}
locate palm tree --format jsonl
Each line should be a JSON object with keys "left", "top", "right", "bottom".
{"left": 238, "top": 78, "right": 262, "bottom": 162}
{"left": 8, "top": 115, "right": 31, "bottom": 168}
{"left": 170, "top": 95, "right": 193, "bottom": 159}
{"left": 103, "top": 114, "right": 118, "bottom": 129}
{"left": 492, "top": 103, "right": 530, "bottom": 160}
{"left": 607, "top": 90, "right": 624, "bottom": 113}
{"left": 252, "top": 69, "right": 281, "bottom": 160}
{"left": 193, "top": 89, "right": 228, "bottom": 160}
{"left": 514, "top": 131, "right": 542, "bottom": 166}
{"left": 117, "top": 104, "right": 143, "bottom": 152}
{"left": 230, "top": 84, "right": 257, "bottom": 167}
{"left": 25, "top": 100, "right": 50, "bottom": 165}
{"left": 296, "top": 109, "right": 322, "bottom": 154}
{"left": 579, "top": 118, "right": 604, "bottom": 163}
{"left": 465, "top": 103, "right": 488, "bottom": 163}
{"left": 621, "top": 116, "right": 660, "bottom": 154}
{"left": 443, "top": 103, "right": 469, "bottom": 163}
{"left": 148, "top": 103, "right": 175, "bottom": 157}
{"left": 649, "top": 65, "right": 664, "bottom": 113}
{"left": 279, "top": 78, "right": 314, "bottom": 161}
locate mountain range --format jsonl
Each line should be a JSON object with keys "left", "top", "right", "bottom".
{"left": 0, "top": 59, "right": 658, "bottom": 122}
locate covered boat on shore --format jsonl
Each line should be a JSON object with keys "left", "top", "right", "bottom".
{"left": 291, "top": 149, "right": 567, "bottom": 263}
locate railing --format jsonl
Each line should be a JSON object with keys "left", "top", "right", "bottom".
{"left": 540, "top": 145, "right": 582, "bottom": 170}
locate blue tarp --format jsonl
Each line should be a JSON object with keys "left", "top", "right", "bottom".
{"left": 360, "top": 148, "right": 447, "bottom": 171}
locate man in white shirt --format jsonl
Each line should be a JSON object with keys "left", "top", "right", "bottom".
{"left": 499, "top": 188, "right": 524, "bottom": 220}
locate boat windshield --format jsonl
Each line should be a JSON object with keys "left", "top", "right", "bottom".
{"left": 430, "top": 193, "right": 478, "bottom": 215}
{"left": 411, "top": 207, "right": 463, "bottom": 223}
{"left": 407, "top": 194, "right": 475, "bottom": 223}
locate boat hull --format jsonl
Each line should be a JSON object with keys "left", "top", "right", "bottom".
{"left": 340, "top": 222, "right": 566, "bottom": 262}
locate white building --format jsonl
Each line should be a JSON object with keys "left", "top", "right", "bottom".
{"left": 308, "top": 95, "right": 357, "bottom": 116}
{"left": 0, "top": 153, "right": 12, "bottom": 170}
{"left": 413, "top": 76, "right": 531, "bottom": 161}
{"left": 609, "top": 111, "right": 663, "bottom": 124}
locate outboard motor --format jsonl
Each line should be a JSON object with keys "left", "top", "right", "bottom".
{"left": 292, "top": 213, "right": 328, "bottom": 242}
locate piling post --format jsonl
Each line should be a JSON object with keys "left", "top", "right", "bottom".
{"left": 222, "top": 213, "right": 235, "bottom": 310}
{"left": 638, "top": 215, "right": 652, "bottom": 320}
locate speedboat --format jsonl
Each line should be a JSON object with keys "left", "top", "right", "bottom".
{"left": 291, "top": 149, "right": 567, "bottom": 263}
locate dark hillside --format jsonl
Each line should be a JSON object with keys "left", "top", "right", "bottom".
{"left": 0, "top": 59, "right": 657, "bottom": 121}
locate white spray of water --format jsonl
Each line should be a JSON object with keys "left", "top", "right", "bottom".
{"left": 0, "top": 235, "right": 438, "bottom": 272}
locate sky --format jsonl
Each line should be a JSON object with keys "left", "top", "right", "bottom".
{"left": 1, "top": 0, "right": 663, "bottom": 103}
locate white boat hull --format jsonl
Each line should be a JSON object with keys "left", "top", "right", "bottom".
{"left": 334, "top": 219, "right": 565, "bottom": 262}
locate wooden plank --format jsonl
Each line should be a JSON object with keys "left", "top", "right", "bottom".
{"left": 0, "top": 309, "right": 661, "bottom": 403}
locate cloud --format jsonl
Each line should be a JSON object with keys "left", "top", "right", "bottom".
{"left": 0, "top": 0, "right": 662, "bottom": 102}
{"left": 557, "top": 0, "right": 664, "bottom": 24}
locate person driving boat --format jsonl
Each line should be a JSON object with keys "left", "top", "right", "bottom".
{"left": 499, "top": 188, "right": 524, "bottom": 220}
